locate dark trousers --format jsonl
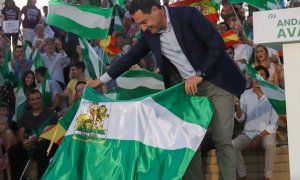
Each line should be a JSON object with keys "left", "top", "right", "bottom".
{"left": 8, "top": 140, "right": 58, "bottom": 180}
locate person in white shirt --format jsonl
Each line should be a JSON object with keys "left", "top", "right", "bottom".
{"left": 41, "top": 37, "right": 70, "bottom": 88}
{"left": 233, "top": 65, "right": 278, "bottom": 180}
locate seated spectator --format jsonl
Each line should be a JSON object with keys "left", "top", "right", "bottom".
{"left": 0, "top": 102, "right": 18, "bottom": 135}
{"left": 0, "top": 83, "right": 15, "bottom": 115}
{"left": 254, "top": 44, "right": 281, "bottom": 86}
{"left": 0, "top": 116, "right": 17, "bottom": 149}
{"left": 233, "top": 66, "right": 278, "bottom": 180}
{"left": 11, "top": 45, "right": 33, "bottom": 79}
{"left": 35, "top": 66, "right": 66, "bottom": 111}
{"left": 0, "top": 115, "right": 18, "bottom": 180}
{"left": 57, "top": 81, "right": 86, "bottom": 118}
{"left": 60, "top": 61, "right": 89, "bottom": 105}
{"left": 21, "top": 70, "right": 36, "bottom": 96}
{"left": 8, "top": 89, "right": 58, "bottom": 180}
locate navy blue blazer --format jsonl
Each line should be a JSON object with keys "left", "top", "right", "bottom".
{"left": 107, "top": 6, "right": 246, "bottom": 96}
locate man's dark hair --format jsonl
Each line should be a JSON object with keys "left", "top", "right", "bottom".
{"left": 71, "top": 61, "right": 86, "bottom": 72}
{"left": 35, "top": 66, "right": 48, "bottom": 77}
{"left": 254, "top": 65, "right": 270, "bottom": 79}
{"left": 27, "top": 89, "right": 42, "bottom": 100}
{"left": 219, "top": 22, "right": 230, "bottom": 31}
{"left": 226, "top": 46, "right": 234, "bottom": 52}
{"left": 75, "top": 81, "right": 87, "bottom": 91}
{"left": 14, "top": 45, "right": 23, "bottom": 50}
{"left": 0, "top": 102, "right": 9, "bottom": 110}
{"left": 129, "top": 0, "right": 161, "bottom": 15}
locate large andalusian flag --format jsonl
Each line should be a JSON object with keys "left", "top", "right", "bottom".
{"left": 48, "top": 0, "right": 113, "bottom": 40}
{"left": 245, "top": 65, "right": 286, "bottom": 115}
{"left": 42, "top": 84, "right": 214, "bottom": 179}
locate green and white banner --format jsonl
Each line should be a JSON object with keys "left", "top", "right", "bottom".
{"left": 43, "top": 84, "right": 214, "bottom": 179}
{"left": 15, "top": 81, "right": 27, "bottom": 123}
{"left": 245, "top": 64, "right": 286, "bottom": 115}
{"left": 48, "top": 0, "right": 113, "bottom": 40}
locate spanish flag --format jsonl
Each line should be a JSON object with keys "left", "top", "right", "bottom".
{"left": 40, "top": 123, "right": 66, "bottom": 144}
{"left": 221, "top": 30, "right": 242, "bottom": 48}
{"left": 96, "top": 35, "right": 122, "bottom": 56}
{"left": 169, "top": 0, "right": 219, "bottom": 23}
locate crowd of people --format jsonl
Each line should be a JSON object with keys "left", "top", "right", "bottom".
{"left": 0, "top": 0, "right": 298, "bottom": 179}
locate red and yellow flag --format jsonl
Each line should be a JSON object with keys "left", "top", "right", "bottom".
{"left": 169, "top": 0, "right": 219, "bottom": 23}
{"left": 96, "top": 35, "right": 122, "bottom": 56}
{"left": 221, "top": 30, "right": 242, "bottom": 48}
{"left": 40, "top": 124, "right": 66, "bottom": 144}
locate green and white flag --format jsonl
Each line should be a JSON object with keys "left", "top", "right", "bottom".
{"left": 40, "top": 71, "right": 53, "bottom": 107}
{"left": 228, "top": 0, "right": 280, "bottom": 10}
{"left": 48, "top": 0, "right": 113, "bottom": 40}
{"left": 114, "top": 9, "right": 124, "bottom": 33}
{"left": 245, "top": 65, "right": 286, "bottom": 115}
{"left": 265, "top": 0, "right": 280, "bottom": 10}
{"left": 30, "top": 49, "right": 45, "bottom": 72}
{"left": 106, "top": 70, "right": 165, "bottom": 100}
{"left": 1, "top": 47, "right": 14, "bottom": 79}
{"left": 42, "top": 84, "right": 214, "bottom": 179}
{"left": 79, "top": 37, "right": 109, "bottom": 79}
{"left": 22, "top": 40, "right": 32, "bottom": 60}
{"left": 15, "top": 81, "right": 27, "bottom": 123}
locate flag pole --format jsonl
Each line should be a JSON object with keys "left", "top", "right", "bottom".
{"left": 19, "top": 159, "right": 31, "bottom": 180}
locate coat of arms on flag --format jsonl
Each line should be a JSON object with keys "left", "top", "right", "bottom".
{"left": 73, "top": 103, "right": 109, "bottom": 144}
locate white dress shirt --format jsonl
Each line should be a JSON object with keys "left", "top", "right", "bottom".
{"left": 235, "top": 89, "right": 278, "bottom": 139}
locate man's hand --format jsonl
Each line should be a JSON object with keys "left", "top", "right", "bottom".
{"left": 250, "top": 135, "right": 262, "bottom": 150}
{"left": 23, "top": 136, "right": 38, "bottom": 149}
{"left": 185, "top": 75, "right": 203, "bottom": 95}
{"left": 85, "top": 79, "right": 103, "bottom": 88}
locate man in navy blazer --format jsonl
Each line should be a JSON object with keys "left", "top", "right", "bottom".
{"left": 87, "top": 0, "right": 246, "bottom": 179}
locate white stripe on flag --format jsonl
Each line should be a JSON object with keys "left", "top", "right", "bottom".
{"left": 65, "top": 98, "right": 206, "bottom": 151}
{"left": 116, "top": 77, "right": 165, "bottom": 90}
{"left": 261, "top": 86, "right": 285, "bottom": 101}
{"left": 50, "top": 4, "right": 111, "bottom": 29}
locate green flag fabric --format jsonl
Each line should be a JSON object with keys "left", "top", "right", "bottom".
{"left": 78, "top": 37, "right": 108, "bottom": 79}
{"left": 15, "top": 81, "right": 27, "bottom": 123}
{"left": 228, "top": 0, "right": 280, "bottom": 10}
{"left": 48, "top": 0, "right": 113, "bottom": 40}
{"left": 114, "top": 9, "right": 124, "bottom": 33}
{"left": 106, "top": 70, "right": 165, "bottom": 100}
{"left": 1, "top": 47, "right": 14, "bottom": 79}
{"left": 30, "top": 50, "right": 45, "bottom": 72}
{"left": 245, "top": 64, "right": 286, "bottom": 115}
{"left": 22, "top": 40, "right": 32, "bottom": 60}
{"left": 40, "top": 71, "right": 53, "bottom": 107}
{"left": 42, "top": 84, "right": 214, "bottom": 179}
